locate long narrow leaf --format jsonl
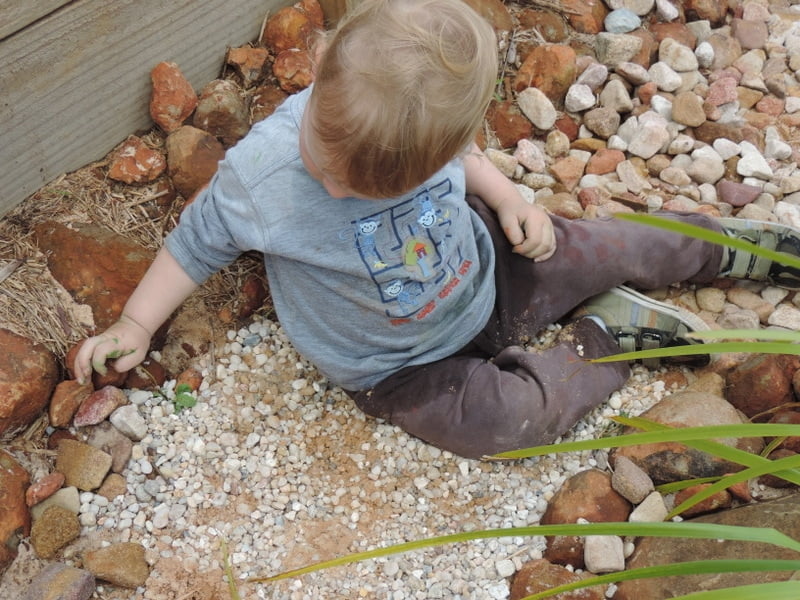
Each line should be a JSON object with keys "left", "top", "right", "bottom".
{"left": 615, "top": 213, "right": 800, "bottom": 271}
{"left": 520, "top": 559, "right": 800, "bottom": 600}
{"left": 249, "top": 522, "right": 800, "bottom": 583}
{"left": 673, "top": 581, "right": 800, "bottom": 600}
{"left": 689, "top": 329, "right": 800, "bottom": 342}
{"left": 614, "top": 416, "right": 800, "bottom": 487}
{"left": 590, "top": 341, "right": 800, "bottom": 363}
{"left": 492, "top": 423, "right": 800, "bottom": 459}
{"left": 667, "top": 453, "right": 800, "bottom": 519}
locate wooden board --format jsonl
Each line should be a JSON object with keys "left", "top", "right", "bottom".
{"left": 0, "top": 0, "right": 71, "bottom": 40}
{"left": 0, "top": 0, "right": 291, "bottom": 218}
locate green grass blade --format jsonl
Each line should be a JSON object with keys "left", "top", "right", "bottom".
{"left": 689, "top": 329, "right": 800, "bottom": 342}
{"left": 615, "top": 213, "right": 800, "bottom": 271}
{"left": 492, "top": 423, "right": 800, "bottom": 460}
{"left": 673, "top": 581, "right": 800, "bottom": 600}
{"left": 614, "top": 416, "right": 800, "bottom": 487}
{"left": 590, "top": 341, "right": 800, "bottom": 363}
{"left": 519, "top": 559, "right": 800, "bottom": 600}
{"left": 249, "top": 522, "right": 800, "bottom": 583}
{"left": 666, "top": 453, "right": 800, "bottom": 519}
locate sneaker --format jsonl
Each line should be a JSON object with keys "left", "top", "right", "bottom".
{"left": 718, "top": 217, "right": 800, "bottom": 289}
{"left": 578, "top": 285, "right": 711, "bottom": 368}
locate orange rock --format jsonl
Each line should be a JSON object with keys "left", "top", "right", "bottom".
{"left": 149, "top": 62, "right": 197, "bottom": 133}
{"left": 107, "top": 136, "right": 166, "bottom": 184}
{"left": 49, "top": 380, "right": 93, "bottom": 428}
{"left": 226, "top": 46, "right": 270, "bottom": 87}
{"left": 514, "top": 45, "right": 577, "bottom": 106}
{"left": 0, "top": 329, "right": 59, "bottom": 437}
{"left": 176, "top": 367, "right": 204, "bottom": 392}
{"left": 25, "top": 472, "right": 66, "bottom": 507}
{"left": 273, "top": 48, "right": 314, "bottom": 94}
{"left": 165, "top": 126, "right": 225, "bottom": 199}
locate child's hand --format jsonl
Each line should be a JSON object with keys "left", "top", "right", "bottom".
{"left": 74, "top": 315, "right": 152, "bottom": 384}
{"left": 496, "top": 198, "right": 557, "bottom": 261}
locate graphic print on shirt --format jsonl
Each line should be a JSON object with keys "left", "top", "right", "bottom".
{"left": 340, "top": 177, "right": 473, "bottom": 322}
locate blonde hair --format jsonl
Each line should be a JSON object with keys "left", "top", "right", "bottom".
{"left": 308, "top": 0, "right": 498, "bottom": 198}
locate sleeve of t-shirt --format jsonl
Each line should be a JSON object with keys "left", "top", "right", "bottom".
{"left": 165, "top": 157, "right": 265, "bottom": 285}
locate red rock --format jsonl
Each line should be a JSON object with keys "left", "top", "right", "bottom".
{"left": 72, "top": 386, "right": 128, "bottom": 428}
{"left": 0, "top": 329, "right": 59, "bottom": 437}
{"left": 541, "top": 470, "right": 631, "bottom": 569}
{"left": 33, "top": 222, "right": 155, "bottom": 331}
{"left": 628, "top": 29, "right": 658, "bottom": 69}
{"left": 514, "top": 44, "right": 577, "bottom": 106}
{"left": 462, "top": 0, "right": 513, "bottom": 31}
{"left": 682, "top": 0, "right": 728, "bottom": 26}
{"left": 193, "top": 79, "right": 250, "bottom": 146}
{"left": 107, "top": 135, "right": 166, "bottom": 184}
{"left": 226, "top": 46, "right": 269, "bottom": 87}
{"left": 25, "top": 472, "right": 66, "bottom": 507}
{"left": 767, "top": 410, "right": 800, "bottom": 453}
{"left": 716, "top": 180, "right": 761, "bottom": 207}
{"left": 273, "top": 48, "right": 314, "bottom": 94}
{"left": 726, "top": 354, "right": 800, "bottom": 418}
{"left": 176, "top": 367, "right": 204, "bottom": 392}
{"left": 149, "top": 62, "right": 197, "bottom": 133}
{"left": 650, "top": 23, "right": 697, "bottom": 48}
{"left": 49, "top": 380, "right": 94, "bottom": 428}
{"left": 233, "top": 271, "right": 269, "bottom": 320}
{"left": 554, "top": 115, "right": 579, "bottom": 141}
{"left": 0, "top": 450, "right": 31, "bottom": 570}
{"left": 560, "top": 0, "right": 607, "bottom": 34}
{"left": 165, "top": 125, "right": 225, "bottom": 199}
{"left": 636, "top": 81, "right": 658, "bottom": 106}
{"left": 549, "top": 155, "right": 586, "bottom": 192}
{"left": 510, "top": 559, "right": 605, "bottom": 600}
{"left": 674, "top": 483, "right": 732, "bottom": 517}
{"left": 487, "top": 100, "right": 533, "bottom": 149}
{"left": 251, "top": 84, "right": 289, "bottom": 123}
{"left": 124, "top": 358, "right": 167, "bottom": 391}
{"left": 586, "top": 148, "right": 625, "bottom": 175}
{"left": 516, "top": 9, "right": 569, "bottom": 43}
{"left": 262, "top": 0, "right": 321, "bottom": 54}
{"left": 756, "top": 95, "right": 785, "bottom": 117}
{"left": 47, "top": 429, "right": 78, "bottom": 450}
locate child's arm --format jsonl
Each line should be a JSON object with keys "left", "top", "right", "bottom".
{"left": 74, "top": 246, "right": 199, "bottom": 384}
{"left": 463, "top": 144, "right": 556, "bottom": 261}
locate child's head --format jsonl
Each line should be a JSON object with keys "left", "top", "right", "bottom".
{"left": 304, "top": 0, "right": 498, "bottom": 199}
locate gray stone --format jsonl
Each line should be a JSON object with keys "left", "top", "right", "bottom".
{"left": 564, "top": 84, "right": 596, "bottom": 113}
{"left": 599, "top": 79, "right": 633, "bottom": 113}
{"left": 659, "top": 38, "right": 699, "bottom": 72}
{"left": 23, "top": 563, "right": 95, "bottom": 600}
{"left": 628, "top": 491, "right": 668, "bottom": 523}
{"left": 604, "top": 9, "right": 641, "bottom": 34}
{"left": 109, "top": 404, "right": 147, "bottom": 441}
{"left": 596, "top": 33, "right": 643, "bottom": 67}
{"left": 649, "top": 62, "right": 682, "bottom": 92}
{"left": 584, "top": 535, "right": 625, "bottom": 573}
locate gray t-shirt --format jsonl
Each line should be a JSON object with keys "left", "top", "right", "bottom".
{"left": 166, "top": 87, "right": 496, "bottom": 390}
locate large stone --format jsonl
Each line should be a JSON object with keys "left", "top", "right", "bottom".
{"left": 0, "top": 329, "right": 58, "bottom": 436}
{"left": 615, "top": 494, "right": 800, "bottom": 599}
{"left": 107, "top": 135, "right": 167, "bottom": 184}
{"left": 22, "top": 563, "right": 95, "bottom": 600}
{"left": 165, "top": 125, "right": 226, "bottom": 199}
{"left": 72, "top": 386, "right": 128, "bottom": 428}
{"left": 487, "top": 100, "right": 533, "bottom": 149}
{"left": 561, "top": 0, "right": 607, "bottom": 34}
{"left": 0, "top": 450, "right": 31, "bottom": 571}
{"left": 149, "top": 61, "right": 197, "bottom": 133}
{"left": 33, "top": 222, "right": 154, "bottom": 332}
{"left": 30, "top": 505, "right": 80, "bottom": 559}
{"left": 261, "top": 0, "right": 323, "bottom": 53}
{"left": 49, "top": 379, "right": 94, "bottom": 428}
{"left": 611, "top": 391, "right": 764, "bottom": 483}
{"left": 83, "top": 542, "right": 150, "bottom": 588}
{"left": 541, "top": 470, "right": 631, "bottom": 569}
{"left": 726, "top": 354, "right": 800, "bottom": 418}
{"left": 193, "top": 79, "right": 250, "bottom": 146}
{"left": 272, "top": 48, "right": 314, "bottom": 94}
{"left": 55, "top": 440, "right": 113, "bottom": 492}
{"left": 510, "top": 559, "right": 605, "bottom": 600}
{"left": 514, "top": 44, "right": 576, "bottom": 106}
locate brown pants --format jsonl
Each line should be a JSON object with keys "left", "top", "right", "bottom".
{"left": 350, "top": 197, "right": 725, "bottom": 459}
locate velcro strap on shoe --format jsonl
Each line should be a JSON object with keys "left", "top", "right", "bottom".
{"left": 726, "top": 231, "right": 777, "bottom": 280}
{"left": 641, "top": 332, "right": 662, "bottom": 369}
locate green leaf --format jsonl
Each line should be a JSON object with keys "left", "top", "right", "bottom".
{"left": 248, "top": 521, "right": 800, "bottom": 583}
{"left": 590, "top": 341, "right": 800, "bottom": 363}
{"left": 518, "top": 559, "right": 800, "bottom": 600}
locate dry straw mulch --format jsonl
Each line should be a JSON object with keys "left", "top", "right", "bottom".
{"left": 0, "top": 131, "right": 265, "bottom": 362}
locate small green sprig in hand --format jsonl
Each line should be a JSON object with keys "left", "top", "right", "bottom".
{"left": 172, "top": 383, "right": 198, "bottom": 413}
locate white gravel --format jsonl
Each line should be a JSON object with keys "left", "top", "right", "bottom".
{"left": 79, "top": 318, "right": 673, "bottom": 600}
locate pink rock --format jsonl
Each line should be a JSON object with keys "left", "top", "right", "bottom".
{"left": 549, "top": 155, "right": 586, "bottom": 192}
{"left": 150, "top": 62, "right": 198, "bottom": 133}
{"left": 706, "top": 77, "right": 738, "bottom": 107}
{"left": 72, "top": 386, "right": 127, "bottom": 428}
{"left": 716, "top": 180, "right": 761, "bottom": 207}
{"left": 25, "top": 472, "right": 66, "bottom": 507}
{"left": 107, "top": 136, "right": 166, "bottom": 184}
{"left": 756, "top": 95, "right": 785, "bottom": 117}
